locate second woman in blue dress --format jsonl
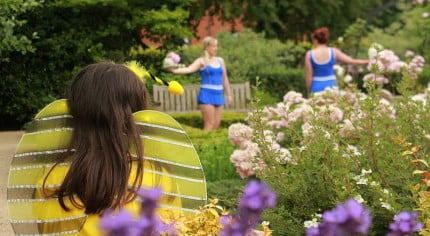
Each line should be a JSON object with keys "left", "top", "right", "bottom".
{"left": 170, "top": 36, "right": 232, "bottom": 131}
{"left": 304, "top": 27, "right": 369, "bottom": 94}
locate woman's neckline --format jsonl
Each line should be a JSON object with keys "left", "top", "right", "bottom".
{"left": 205, "top": 57, "right": 220, "bottom": 68}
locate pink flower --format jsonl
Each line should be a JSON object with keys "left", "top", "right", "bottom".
{"left": 276, "top": 132, "right": 285, "bottom": 142}
{"left": 228, "top": 123, "right": 253, "bottom": 145}
{"left": 167, "top": 52, "right": 180, "bottom": 64}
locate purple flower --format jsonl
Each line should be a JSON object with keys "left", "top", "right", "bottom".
{"left": 306, "top": 199, "right": 372, "bottom": 236}
{"left": 100, "top": 209, "right": 137, "bottom": 236}
{"left": 101, "top": 187, "right": 177, "bottom": 236}
{"left": 136, "top": 187, "right": 163, "bottom": 217}
{"left": 220, "top": 180, "right": 277, "bottom": 236}
{"left": 387, "top": 211, "right": 423, "bottom": 236}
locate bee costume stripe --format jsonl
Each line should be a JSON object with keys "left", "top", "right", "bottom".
{"left": 8, "top": 99, "right": 207, "bottom": 235}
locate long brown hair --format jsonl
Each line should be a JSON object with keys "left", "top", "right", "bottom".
{"left": 49, "top": 62, "right": 149, "bottom": 214}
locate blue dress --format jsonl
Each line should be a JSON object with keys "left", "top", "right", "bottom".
{"left": 198, "top": 58, "right": 224, "bottom": 105}
{"left": 310, "top": 48, "right": 337, "bottom": 93}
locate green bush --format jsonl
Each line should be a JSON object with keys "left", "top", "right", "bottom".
{"left": 181, "top": 125, "right": 240, "bottom": 182}
{"left": 0, "top": 1, "right": 193, "bottom": 129}
{"left": 207, "top": 179, "right": 246, "bottom": 211}
{"left": 254, "top": 67, "right": 305, "bottom": 101}
{"left": 171, "top": 111, "right": 247, "bottom": 129}
{"left": 227, "top": 72, "right": 430, "bottom": 234}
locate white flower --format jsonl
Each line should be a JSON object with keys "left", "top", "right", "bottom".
{"left": 370, "top": 43, "right": 384, "bottom": 51}
{"left": 383, "top": 189, "right": 390, "bottom": 194}
{"left": 344, "top": 74, "right": 353, "bottom": 83}
{"left": 356, "top": 177, "right": 369, "bottom": 185}
{"left": 380, "top": 200, "right": 392, "bottom": 210}
{"left": 423, "top": 12, "right": 429, "bottom": 18}
{"left": 304, "top": 218, "right": 319, "bottom": 229}
{"left": 334, "top": 65, "right": 345, "bottom": 77}
{"left": 368, "top": 47, "right": 378, "bottom": 59}
{"left": 354, "top": 194, "right": 365, "bottom": 203}
{"left": 347, "top": 145, "right": 361, "bottom": 157}
{"left": 361, "top": 169, "right": 372, "bottom": 175}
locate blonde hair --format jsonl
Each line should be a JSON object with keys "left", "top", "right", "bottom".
{"left": 202, "top": 36, "right": 218, "bottom": 59}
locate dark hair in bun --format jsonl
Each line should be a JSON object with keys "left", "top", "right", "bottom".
{"left": 312, "top": 27, "right": 330, "bottom": 44}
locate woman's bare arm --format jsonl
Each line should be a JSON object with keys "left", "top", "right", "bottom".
{"left": 220, "top": 58, "right": 232, "bottom": 104}
{"left": 305, "top": 51, "right": 313, "bottom": 93}
{"left": 333, "top": 48, "right": 369, "bottom": 66}
{"left": 170, "top": 58, "right": 204, "bottom": 74}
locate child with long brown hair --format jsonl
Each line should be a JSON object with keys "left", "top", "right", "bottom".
{"left": 7, "top": 61, "right": 207, "bottom": 235}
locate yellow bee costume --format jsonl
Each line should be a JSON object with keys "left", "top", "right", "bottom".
{"left": 7, "top": 98, "right": 206, "bottom": 235}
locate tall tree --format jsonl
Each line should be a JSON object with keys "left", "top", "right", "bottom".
{"left": 190, "top": 0, "right": 402, "bottom": 41}
{"left": 0, "top": 0, "right": 195, "bottom": 128}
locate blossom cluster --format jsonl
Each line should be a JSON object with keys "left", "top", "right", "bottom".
{"left": 306, "top": 199, "right": 372, "bottom": 236}
{"left": 228, "top": 48, "right": 427, "bottom": 178}
{"left": 306, "top": 199, "right": 422, "bottom": 236}
{"left": 100, "top": 187, "right": 175, "bottom": 236}
{"left": 100, "top": 182, "right": 276, "bottom": 236}
{"left": 365, "top": 48, "right": 425, "bottom": 87}
{"left": 220, "top": 180, "right": 277, "bottom": 236}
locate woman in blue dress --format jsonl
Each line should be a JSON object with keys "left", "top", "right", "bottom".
{"left": 170, "top": 36, "right": 232, "bottom": 131}
{"left": 305, "top": 27, "right": 369, "bottom": 94}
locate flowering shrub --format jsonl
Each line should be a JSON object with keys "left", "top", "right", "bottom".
{"left": 306, "top": 198, "right": 422, "bottom": 236}
{"left": 100, "top": 180, "right": 276, "bottom": 236}
{"left": 227, "top": 48, "right": 429, "bottom": 234}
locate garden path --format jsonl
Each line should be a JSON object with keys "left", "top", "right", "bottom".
{"left": 0, "top": 131, "right": 23, "bottom": 236}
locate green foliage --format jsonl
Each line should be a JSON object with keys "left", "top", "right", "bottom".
{"left": 195, "top": 0, "right": 402, "bottom": 41}
{"left": 207, "top": 179, "right": 246, "bottom": 211}
{"left": 182, "top": 125, "right": 240, "bottom": 182}
{"left": 230, "top": 69, "right": 430, "bottom": 234}
{"left": 367, "top": 3, "right": 430, "bottom": 60}
{"left": 0, "top": 0, "right": 42, "bottom": 62}
{"left": 0, "top": 0, "right": 193, "bottom": 128}
{"left": 171, "top": 111, "right": 247, "bottom": 129}
{"left": 256, "top": 68, "right": 305, "bottom": 101}
{"left": 215, "top": 30, "right": 310, "bottom": 83}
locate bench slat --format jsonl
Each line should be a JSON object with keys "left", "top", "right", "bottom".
{"left": 153, "top": 83, "right": 250, "bottom": 113}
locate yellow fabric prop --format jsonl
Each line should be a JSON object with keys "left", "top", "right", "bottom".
{"left": 7, "top": 99, "right": 206, "bottom": 235}
{"left": 125, "top": 61, "right": 184, "bottom": 95}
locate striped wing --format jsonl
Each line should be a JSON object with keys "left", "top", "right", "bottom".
{"left": 132, "top": 110, "right": 207, "bottom": 213}
{"left": 7, "top": 99, "right": 207, "bottom": 235}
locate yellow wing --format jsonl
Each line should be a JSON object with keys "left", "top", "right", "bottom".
{"left": 7, "top": 99, "right": 206, "bottom": 235}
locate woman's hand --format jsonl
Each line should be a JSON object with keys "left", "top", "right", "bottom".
{"left": 226, "top": 95, "right": 233, "bottom": 104}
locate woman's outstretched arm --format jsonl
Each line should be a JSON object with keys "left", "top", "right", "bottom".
{"left": 170, "top": 58, "right": 203, "bottom": 74}
{"left": 333, "top": 48, "right": 369, "bottom": 66}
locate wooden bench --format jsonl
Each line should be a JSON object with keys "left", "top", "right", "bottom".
{"left": 152, "top": 82, "right": 251, "bottom": 113}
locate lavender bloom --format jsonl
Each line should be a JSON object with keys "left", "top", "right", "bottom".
{"left": 101, "top": 187, "right": 177, "bottom": 236}
{"left": 220, "top": 180, "right": 277, "bottom": 236}
{"left": 136, "top": 187, "right": 163, "bottom": 217}
{"left": 135, "top": 187, "right": 167, "bottom": 236}
{"left": 100, "top": 209, "right": 138, "bottom": 236}
{"left": 387, "top": 211, "right": 423, "bottom": 236}
{"left": 306, "top": 198, "right": 372, "bottom": 236}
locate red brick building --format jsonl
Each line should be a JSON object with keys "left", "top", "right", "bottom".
{"left": 141, "top": 11, "right": 243, "bottom": 47}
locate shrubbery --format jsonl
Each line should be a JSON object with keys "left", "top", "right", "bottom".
{"left": 227, "top": 49, "right": 430, "bottom": 235}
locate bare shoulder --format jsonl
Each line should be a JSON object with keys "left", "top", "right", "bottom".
{"left": 332, "top": 47, "right": 342, "bottom": 55}
{"left": 305, "top": 50, "right": 312, "bottom": 59}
